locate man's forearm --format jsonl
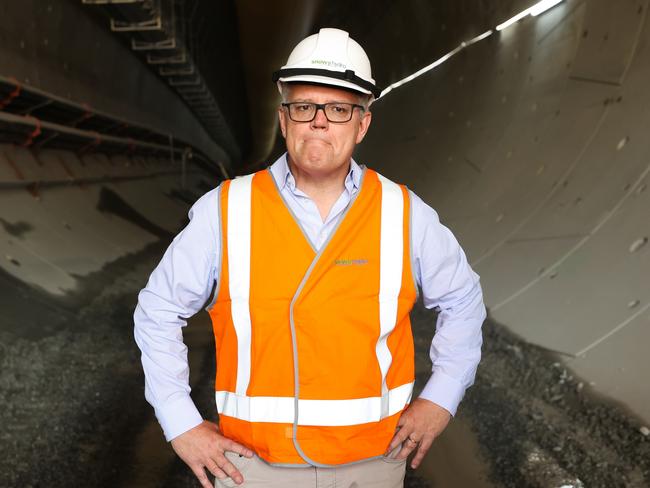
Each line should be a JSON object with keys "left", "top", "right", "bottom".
{"left": 134, "top": 299, "right": 204, "bottom": 441}
{"left": 133, "top": 188, "right": 220, "bottom": 440}
{"left": 419, "top": 279, "right": 486, "bottom": 415}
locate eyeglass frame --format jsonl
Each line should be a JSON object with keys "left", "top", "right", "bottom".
{"left": 281, "top": 102, "right": 366, "bottom": 123}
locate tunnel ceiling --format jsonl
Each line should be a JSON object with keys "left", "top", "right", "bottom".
{"left": 77, "top": 1, "right": 532, "bottom": 170}
{"left": 82, "top": 0, "right": 250, "bottom": 166}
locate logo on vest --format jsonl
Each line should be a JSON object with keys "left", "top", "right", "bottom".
{"left": 334, "top": 258, "right": 368, "bottom": 266}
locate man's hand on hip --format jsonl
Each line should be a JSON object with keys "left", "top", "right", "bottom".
{"left": 387, "top": 398, "right": 452, "bottom": 469}
{"left": 170, "top": 420, "right": 254, "bottom": 487}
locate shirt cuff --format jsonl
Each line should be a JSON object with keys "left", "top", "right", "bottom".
{"left": 418, "top": 370, "right": 467, "bottom": 417}
{"left": 156, "top": 394, "right": 204, "bottom": 442}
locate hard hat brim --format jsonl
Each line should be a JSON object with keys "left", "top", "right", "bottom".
{"left": 273, "top": 68, "right": 380, "bottom": 98}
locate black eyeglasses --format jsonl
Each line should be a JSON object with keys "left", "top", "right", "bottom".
{"left": 282, "top": 102, "right": 364, "bottom": 123}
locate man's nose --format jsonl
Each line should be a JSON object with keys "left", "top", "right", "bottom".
{"left": 311, "top": 106, "right": 329, "bottom": 127}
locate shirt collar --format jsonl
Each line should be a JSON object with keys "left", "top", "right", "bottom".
{"left": 269, "top": 152, "right": 363, "bottom": 194}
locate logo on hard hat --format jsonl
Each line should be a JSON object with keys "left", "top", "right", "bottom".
{"left": 311, "top": 59, "right": 347, "bottom": 70}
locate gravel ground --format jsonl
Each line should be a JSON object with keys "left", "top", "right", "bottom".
{"left": 461, "top": 318, "right": 650, "bottom": 488}
{"left": 0, "top": 241, "right": 167, "bottom": 487}
{"left": 409, "top": 301, "right": 650, "bottom": 488}
{"left": 1, "top": 244, "right": 649, "bottom": 487}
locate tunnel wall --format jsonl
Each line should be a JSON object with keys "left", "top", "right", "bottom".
{"left": 355, "top": 0, "right": 650, "bottom": 422}
{"left": 0, "top": 144, "right": 209, "bottom": 297}
{"left": 0, "top": 0, "right": 236, "bottom": 165}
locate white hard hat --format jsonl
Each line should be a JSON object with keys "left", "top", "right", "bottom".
{"left": 272, "top": 28, "right": 381, "bottom": 99}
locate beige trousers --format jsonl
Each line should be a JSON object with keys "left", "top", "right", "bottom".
{"left": 215, "top": 449, "right": 406, "bottom": 488}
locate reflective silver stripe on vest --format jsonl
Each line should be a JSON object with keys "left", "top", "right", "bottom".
{"left": 227, "top": 174, "right": 254, "bottom": 396}
{"left": 376, "top": 174, "right": 404, "bottom": 418}
{"left": 216, "top": 382, "right": 413, "bottom": 426}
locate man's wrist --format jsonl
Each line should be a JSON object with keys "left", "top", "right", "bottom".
{"left": 418, "top": 370, "right": 466, "bottom": 417}
{"left": 155, "top": 395, "right": 204, "bottom": 442}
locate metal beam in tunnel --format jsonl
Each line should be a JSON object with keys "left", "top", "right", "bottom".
{"left": 0, "top": 74, "right": 229, "bottom": 179}
{"left": 81, "top": 0, "right": 240, "bottom": 160}
{"left": 0, "top": 0, "right": 235, "bottom": 167}
{"left": 0, "top": 110, "right": 177, "bottom": 155}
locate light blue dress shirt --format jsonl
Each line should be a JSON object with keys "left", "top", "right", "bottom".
{"left": 134, "top": 153, "right": 486, "bottom": 442}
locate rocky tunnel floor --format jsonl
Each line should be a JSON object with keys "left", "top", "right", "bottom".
{"left": 410, "top": 303, "right": 650, "bottom": 488}
{"left": 0, "top": 240, "right": 649, "bottom": 487}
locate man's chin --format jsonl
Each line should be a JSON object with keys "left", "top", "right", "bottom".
{"left": 301, "top": 149, "right": 332, "bottom": 167}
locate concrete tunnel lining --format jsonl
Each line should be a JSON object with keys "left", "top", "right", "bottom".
{"left": 0, "top": 0, "right": 649, "bottom": 486}
{"left": 356, "top": 0, "right": 650, "bottom": 422}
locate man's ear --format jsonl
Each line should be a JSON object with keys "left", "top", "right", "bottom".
{"left": 355, "top": 110, "right": 372, "bottom": 144}
{"left": 278, "top": 107, "right": 287, "bottom": 139}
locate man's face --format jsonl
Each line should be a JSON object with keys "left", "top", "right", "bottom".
{"left": 278, "top": 83, "right": 372, "bottom": 177}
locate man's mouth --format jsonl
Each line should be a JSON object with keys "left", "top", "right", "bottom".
{"left": 304, "top": 138, "right": 330, "bottom": 145}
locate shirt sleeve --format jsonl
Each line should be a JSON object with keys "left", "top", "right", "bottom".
{"left": 133, "top": 185, "right": 221, "bottom": 441}
{"left": 409, "top": 190, "right": 487, "bottom": 416}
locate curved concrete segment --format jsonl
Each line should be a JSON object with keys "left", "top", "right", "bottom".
{"left": 358, "top": 0, "right": 650, "bottom": 422}
{"left": 0, "top": 144, "right": 209, "bottom": 296}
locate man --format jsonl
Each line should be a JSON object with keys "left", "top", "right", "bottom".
{"left": 134, "top": 28, "right": 486, "bottom": 488}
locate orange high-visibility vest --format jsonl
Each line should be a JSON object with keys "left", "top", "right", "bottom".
{"left": 208, "top": 167, "right": 417, "bottom": 466}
